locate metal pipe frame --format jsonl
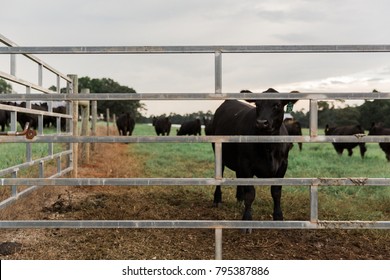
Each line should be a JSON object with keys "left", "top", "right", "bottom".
{"left": 1, "top": 42, "right": 390, "bottom": 259}
{"left": 1, "top": 177, "right": 389, "bottom": 187}
{"left": 0, "top": 91, "right": 390, "bottom": 101}
{"left": 1, "top": 135, "right": 389, "bottom": 144}
{"left": 0, "top": 220, "right": 389, "bottom": 230}
{"left": 2, "top": 45, "right": 390, "bottom": 54}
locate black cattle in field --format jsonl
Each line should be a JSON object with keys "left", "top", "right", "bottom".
{"left": 324, "top": 124, "right": 367, "bottom": 158}
{"left": 0, "top": 103, "right": 11, "bottom": 132}
{"left": 116, "top": 112, "right": 135, "bottom": 136}
{"left": 203, "top": 116, "right": 213, "bottom": 136}
{"left": 17, "top": 102, "right": 48, "bottom": 129}
{"left": 177, "top": 119, "right": 201, "bottom": 136}
{"left": 152, "top": 116, "right": 171, "bottom": 136}
{"left": 53, "top": 106, "right": 67, "bottom": 131}
{"left": 369, "top": 122, "right": 390, "bottom": 161}
{"left": 283, "top": 118, "right": 303, "bottom": 151}
{"left": 210, "top": 88, "right": 297, "bottom": 223}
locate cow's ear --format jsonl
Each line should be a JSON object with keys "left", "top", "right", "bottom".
{"left": 282, "top": 100, "right": 298, "bottom": 113}
{"left": 241, "top": 90, "right": 256, "bottom": 103}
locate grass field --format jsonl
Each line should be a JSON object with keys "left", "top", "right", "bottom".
{"left": 130, "top": 124, "right": 390, "bottom": 221}
{"left": 1, "top": 123, "right": 389, "bottom": 221}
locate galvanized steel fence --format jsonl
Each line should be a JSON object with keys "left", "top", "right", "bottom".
{"left": 1, "top": 37, "right": 390, "bottom": 259}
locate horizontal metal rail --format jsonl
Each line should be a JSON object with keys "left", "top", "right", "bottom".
{"left": 1, "top": 135, "right": 389, "bottom": 144}
{"left": 0, "top": 34, "right": 72, "bottom": 82}
{"left": 0, "top": 150, "right": 72, "bottom": 177}
{"left": 0, "top": 70, "right": 55, "bottom": 94}
{"left": 0, "top": 103, "right": 72, "bottom": 119}
{"left": 1, "top": 177, "right": 389, "bottom": 187}
{"left": 0, "top": 220, "right": 389, "bottom": 230}
{"left": 2, "top": 45, "right": 390, "bottom": 54}
{"left": 0, "top": 166, "right": 72, "bottom": 210}
{"left": 1, "top": 91, "right": 390, "bottom": 101}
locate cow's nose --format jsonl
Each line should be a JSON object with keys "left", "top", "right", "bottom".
{"left": 256, "top": 120, "right": 269, "bottom": 129}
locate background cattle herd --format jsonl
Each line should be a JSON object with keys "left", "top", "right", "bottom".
{"left": 1, "top": 97, "right": 389, "bottom": 163}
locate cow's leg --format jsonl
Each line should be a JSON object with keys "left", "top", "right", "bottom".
{"left": 347, "top": 148, "right": 353, "bottom": 156}
{"left": 271, "top": 186, "right": 283, "bottom": 220}
{"left": 271, "top": 163, "right": 287, "bottom": 221}
{"left": 242, "top": 185, "right": 255, "bottom": 221}
{"left": 236, "top": 186, "right": 244, "bottom": 201}
{"left": 235, "top": 169, "right": 255, "bottom": 222}
{"left": 213, "top": 165, "right": 225, "bottom": 207}
{"left": 359, "top": 143, "right": 367, "bottom": 158}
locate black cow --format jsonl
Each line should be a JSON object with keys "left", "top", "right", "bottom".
{"left": 203, "top": 116, "right": 213, "bottom": 136}
{"left": 0, "top": 103, "right": 11, "bottom": 132}
{"left": 283, "top": 118, "right": 303, "bottom": 151}
{"left": 369, "top": 122, "right": 390, "bottom": 161}
{"left": 177, "top": 119, "right": 201, "bottom": 136}
{"left": 152, "top": 116, "right": 171, "bottom": 136}
{"left": 53, "top": 106, "right": 67, "bottom": 132}
{"left": 116, "top": 112, "right": 135, "bottom": 136}
{"left": 210, "top": 88, "right": 297, "bottom": 222}
{"left": 324, "top": 124, "right": 367, "bottom": 158}
{"left": 17, "top": 102, "right": 48, "bottom": 129}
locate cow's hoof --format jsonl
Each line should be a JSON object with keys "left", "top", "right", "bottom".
{"left": 241, "top": 228, "right": 252, "bottom": 234}
{"left": 213, "top": 202, "right": 222, "bottom": 208}
{"left": 273, "top": 212, "right": 284, "bottom": 221}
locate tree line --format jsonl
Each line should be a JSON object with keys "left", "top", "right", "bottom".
{"left": 1, "top": 78, "right": 389, "bottom": 129}
{"left": 292, "top": 90, "right": 390, "bottom": 129}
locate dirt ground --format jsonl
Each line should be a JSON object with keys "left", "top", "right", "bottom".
{"left": 1, "top": 134, "right": 390, "bottom": 260}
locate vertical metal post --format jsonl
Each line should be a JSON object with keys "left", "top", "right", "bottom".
{"left": 10, "top": 111, "right": 17, "bottom": 131}
{"left": 310, "top": 185, "right": 319, "bottom": 223}
{"left": 38, "top": 63, "right": 43, "bottom": 86}
{"left": 80, "top": 88, "right": 90, "bottom": 165}
{"left": 309, "top": 100, "right": 318, "bottom": 138}
{"left": 57, "top": 156, "right": 62, "bottom": 175}
{"left": 68, "top": 74, "right": 79, "bottom": 178}
{"left": 106, "top": 108, "right": 110, "bottom": 136}
{"left": 11, "top": 169, "right": 18, "bottom": 198}
{"left": 215, "top": 51, "right": 222, "bottom": 94}
{"left": 214, "top": 142, "right": 223, "bottom": 179}
{"left": 215, "top": 228, "right": 223, "bottom": 260}
{"left": 10, "top": 53, "right": 16, "bottom": 76}
{"left": 56, "top": 74, "right": 61, "bottom": 93}
{"left": 39, "top": 160, "right": 44, "bottom": 178}
{"left": 91, "top": 100, "right": 97, "bottom": 152}
{"left": 25, "top": 86, "right": 32, "bottom": 162}
{"left": 38, "top": 114, "right": 44, "bottom": 135}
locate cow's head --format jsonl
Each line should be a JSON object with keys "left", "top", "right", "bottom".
{"left": 245, "top": 88, "right": 298, "bottom": 135}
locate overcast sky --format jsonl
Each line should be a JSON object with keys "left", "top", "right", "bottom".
{"left": 2, "top": 0, "right": 390, "bottom": 116}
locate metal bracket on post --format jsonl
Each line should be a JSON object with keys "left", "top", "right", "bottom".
{"left": 0, "top": 122, "right": 37, "bottom": 139}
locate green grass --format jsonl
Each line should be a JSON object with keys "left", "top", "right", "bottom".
{"left": 1, "top": 123, "right": 389, "bottom": 221}
{"left": 0, "top": 128, "right": 65, "bottom": 170}
{"left": 130, "top": 124, "right": 390, "bottom": 221}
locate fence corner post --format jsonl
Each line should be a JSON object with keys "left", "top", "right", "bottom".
{"left": 68, "top": 74, "right": 79, "bottom": 178}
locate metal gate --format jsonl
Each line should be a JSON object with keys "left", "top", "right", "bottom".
{"left": 1, "top": 35, "right": 390, "bottom": 259}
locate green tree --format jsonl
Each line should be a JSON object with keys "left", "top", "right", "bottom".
{"left": 77, "top": 77, "right": 144, "bottom": 118}
{"left": 0, "top": 79, "right": 12, "bottom": 93}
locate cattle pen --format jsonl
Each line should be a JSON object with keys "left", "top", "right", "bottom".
{"left": 1, "top": 35, "right": 390, "bottom": 259}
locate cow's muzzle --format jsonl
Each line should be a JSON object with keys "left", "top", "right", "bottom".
{"left": 256, "top": 119, "right": 270, "bottom": 130}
